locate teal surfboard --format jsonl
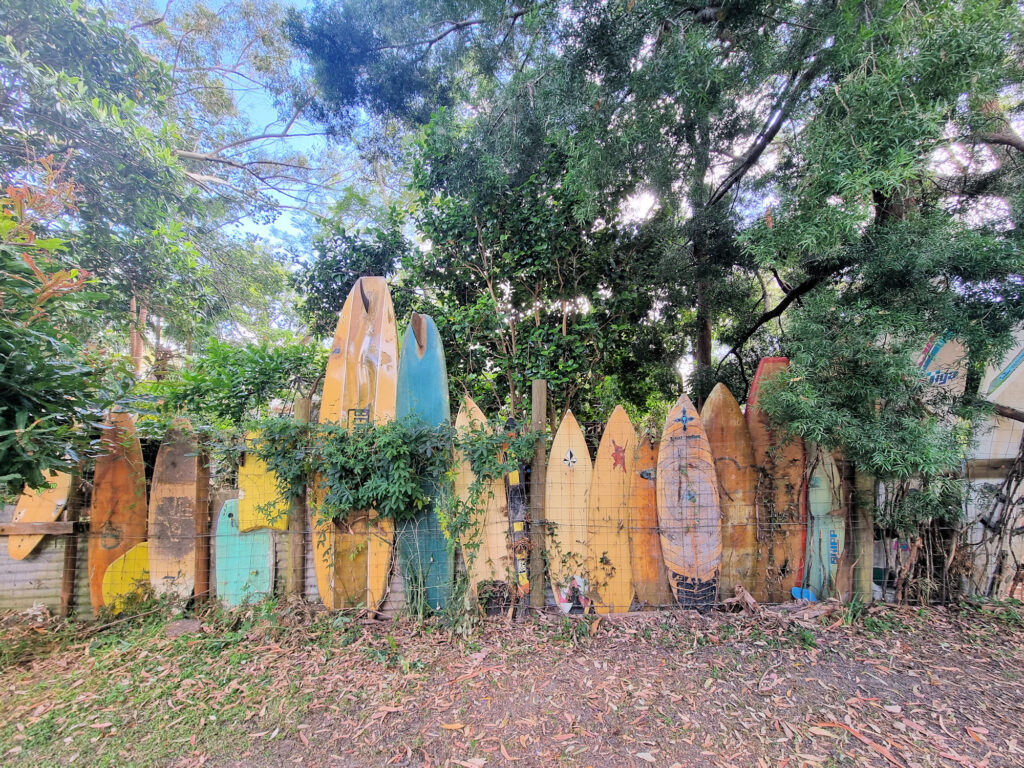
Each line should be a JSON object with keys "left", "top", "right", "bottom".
{"left": 804, "top": 452, "right": 845, "bottom": 600}
{"left": 214, "top": 499, "right": 275, "bottom": 607}
{"left": 395, "top": 313, "right": 453, "bottom": 613}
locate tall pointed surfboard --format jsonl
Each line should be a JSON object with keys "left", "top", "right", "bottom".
{"left": 8, "top": 470, "right": 73, "bottom": 560}
{"left": 546, "top": 410, "right": 592, "bottom": 613}
{"left": 316, "top": 276, "right": 398, "bottom": 610}
{"left": 657, "top": 394, "right": 722, "bottom": 610}
{"left": 586, "top": 406, "right": 636, "bottom": 613}
{"left": 214, "top": 499, "right": 275, "bottom": 607}
{"left": 89, "top": 411, "right": 147, "bottom": 613}
{"left": 396, "top": 312, "right": 453, "bottom": 612}
{"left": 702, "top": 383, "right": 758, "bottom": 599}
{"left": 746, "top": 357, "right": 806, "bottom": 603}
{"left": 238, "top": 431, "right": 289, "bottom": 532}
{"left": 454, "top": 397, "right": 509, "bottom": 591}
{"left": 101, "top": 541, "right": 149, "bottom": 614}
{"left": 629, "top": 436, "right": 674, "bottom": 607}
{"left": 149, "top": 418, "right": 208, "bottom": 599}
{"left": 804, "top": 448, "right": 845, "bottom": 600}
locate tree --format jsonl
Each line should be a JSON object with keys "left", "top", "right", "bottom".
{"left": 288, "top": 0, "right": 1024, "bottom": 406}
{"left": 0, "top": 163, "right": 132, "bottom": 492}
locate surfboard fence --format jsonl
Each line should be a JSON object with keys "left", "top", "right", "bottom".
{"left": 1, "top": 411, "right": 1021, "bottom": 619}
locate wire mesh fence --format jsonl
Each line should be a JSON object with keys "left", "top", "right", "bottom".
{"left": 2, "top": 427, "right": 1021, "bottom": 618}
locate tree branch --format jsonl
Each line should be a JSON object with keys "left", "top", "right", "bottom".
{"left": 707, "top": 57, "right": 826, "bottom": 207}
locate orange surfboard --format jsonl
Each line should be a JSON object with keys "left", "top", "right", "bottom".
{"left": 315, "top": 277, "right": 397, "bottom": 610}
{"left": 88, "top": 411, "right": 148, "bottom": 613}
{"left": 701, "top": 383, "right": 758, "bottom": 599}
{"left": 629, "top": 437, "right": 674, "bottom": 607}
{"left": 8, "top": 470, "right": 73, "bottom": 560}
{"left": 657, "top": 394, "right": 722, "bottom": 610}
{"left": 745, "top": 357, "right": 806, "bottom": 603}
{"left": 586, "top": 406, "right": 637, "bottom": 613}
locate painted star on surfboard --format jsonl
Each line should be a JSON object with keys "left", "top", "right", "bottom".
{"left": 563, "top": 449, "right": 577, "bottom": 467}
{"left": 611, "top": 440, "right": 626, "bottom": 470}
{"left": 674, "top": 410, "right": 694, "bottom": 431}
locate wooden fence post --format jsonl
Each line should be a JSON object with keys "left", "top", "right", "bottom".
{"left": 530, "top": 380, "right": 547, "bottom": 609}
{"left": 853, "top": 469, "right": 876, "bottom": 604}
{"left": 285, "top": 397, "right": 310, "bottom": 597}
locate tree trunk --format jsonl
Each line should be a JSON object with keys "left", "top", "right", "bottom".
{"left": 695, "top": 280, "right": 713, "bottom": 408}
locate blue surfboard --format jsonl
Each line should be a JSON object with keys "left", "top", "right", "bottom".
{"left": 214, "top": 499, "right": 275, "bottom": 607}
{"left": 395, "top": 313, "right": 453, "bottom": 613}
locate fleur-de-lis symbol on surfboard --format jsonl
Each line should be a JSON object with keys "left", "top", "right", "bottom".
{"left": 563, "top": 449, "right": 577, "bottom": 467}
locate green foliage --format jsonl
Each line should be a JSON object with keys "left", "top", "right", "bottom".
{"left": 154, "top": 339, "right": 326, "bottom": 426}
{"left": 250, "top": 415, "right": 535, "bottom": 540}
{"left": 0, "top": 172, "right": 134, "bottom": 492}
{"left": 296, "top": 212, "right": 412, "bottom": 338}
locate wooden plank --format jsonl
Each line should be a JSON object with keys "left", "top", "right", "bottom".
{"left": 285, "top": 397, "right": 310, "bottom": 597}
{"left": 59, "top": 497, "right": 80, "bottom": 618}
{"left": 529, "top": 380, "right": 547, "bottom": 609}
{"left": 0, "top": 522, "right": 76, "bottom": 536}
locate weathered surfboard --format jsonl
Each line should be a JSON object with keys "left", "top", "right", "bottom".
{"left": 214, "top": 499, "right": 275, "bottom": 607}
{"left": 315, "top": 276, "right": 398, "bottom": 610}
{"left": 629, "top": 436, "right": 674, "bottom": 607}
{"left": 148, "top": 419, "right": 207, "bottom": 599}
{"left": 101, "top": 541, "right": 150, "bottom": 614}
{"left": 701, "top": 383, "right": 758, "bottom": 599}
{"left": 586, "top": 406, "right": 636, "bottom": 613}
{"left": 88, "top": 411, "right": 148, "bottom": 613}
{"left": 804, "top": 449, "right": 845, "bottom": 600}
{"left": 454, "top": 397, "right": 509, "bottom": 592}
{"left": 395, "top": 312, "right": 453, "bottom": 612}
{"left": 546, "top": 410, "right": 592, "bottom": 613}
{"left": 238, "top": 431, "right": 289, "bottom": 532}
{"left": 657, "top": 394, "right": 722, "bottom": 610}
{"left": 746, "top": 357, "right": 806, "bottom": 603}
{"left": 8, "top": 470, "right": 73, "bottom": 560}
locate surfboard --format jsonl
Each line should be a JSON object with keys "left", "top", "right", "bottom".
{"left": 396, "top": 312, "right": 453, "bottom": 612}
{"left": 657, "top": 394, "right": 722, "bottom": 610}
{"left": 315, "top": 276, "right": 398, "bottom": 610}
{"left": 746, "top": 357, "right": 806, "bottom": 603}
{"left": 8, "top": 470, "right": 73, "bottom": 560}
{"left": 101, "top": 541, "right": 149, "bottom": 614}
{"left": 629, "top": 436, "right": 674, "bottom": 607}
{"left": 701, "top": 383, "right": 758, "bottom": 599}
{"left": 804, "top": 448, "right": 845, "bottom": 600}
{"left": 148, "top": 418, "right": 205, "bottom": 599}
{"left": 454, "top": 397, "right": 509, "bottom": 591}
{"left": 586, "top": 406, "right": 636, "bottom": 614}
{"left": 546, "top": 410, "right": 593, "bottom": 613}
{"left": 238, "top": 431, "right": 289, "bottom": 532}
{"left": 88, "top": 411, "right": 147, "bottom": 613}
{"left": 214, "top": 499, "right": 275, "bottom": 607}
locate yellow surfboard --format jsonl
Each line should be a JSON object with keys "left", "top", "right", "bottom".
{"left": 454, "top": 397, "right": 509, "bottom": 591}
{"left": 315, "top": 277, "right": 398, "bottom": 610}
{"left": 8, "top": 470, "right": 73, "bottom": 560}
{"left": 701, "top": 383, "right": 758, "bottom": 599}
{"left": 238, "top": 431, "right": 289, "bottom": 532}
{"left": 546, "top": 410, "right": 592, "bottom": 613}
{"left": 586, "top": 406, "right": 637, "bottom": 614}
{"left": 101, "top": 541, "right": 149, "bottom": 614}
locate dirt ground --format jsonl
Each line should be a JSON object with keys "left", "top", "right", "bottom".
{"left": 1, "top": 598, "right": 1022, "bottom": 768}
